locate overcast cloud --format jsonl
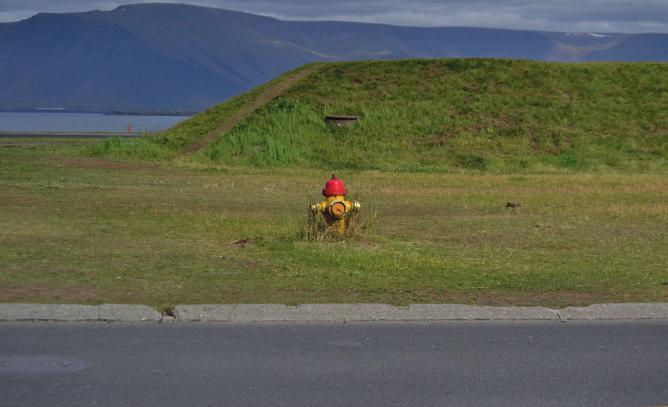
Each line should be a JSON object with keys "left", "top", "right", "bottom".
{"left": 1, "top": 0, "right": 667, "bottom": 33}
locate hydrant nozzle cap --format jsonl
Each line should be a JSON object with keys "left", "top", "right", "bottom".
{"left": 322, "top": 174, "right": 347, "bottom": 196}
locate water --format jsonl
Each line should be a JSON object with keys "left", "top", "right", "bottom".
{"left": 0, "top": 112, "right": 190, "bottom": 133}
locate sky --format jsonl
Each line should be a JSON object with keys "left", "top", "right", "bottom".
{"left": 1, "top": 0, "right": 667, "bottom": 33}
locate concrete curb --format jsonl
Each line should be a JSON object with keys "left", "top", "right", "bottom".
{"left": 0, "top": 303, "right": 666, "bottom": 323}
{"left": 0, "top": 304, "right": 161, "bottom": 322}
{"left": 171, "top": 304, "right": 560, "bottom": 322}
{"left": 558, "top": 303, "right": 668, "bottom": 320}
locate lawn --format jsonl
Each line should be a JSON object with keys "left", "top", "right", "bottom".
{"left": 1, "top": 139, "right": 666, "bottom": 310}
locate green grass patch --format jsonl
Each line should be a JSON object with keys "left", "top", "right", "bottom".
{"left": 95, "top": 59, "right": 667, "bottom": 173}
{"left": 201, "top": 59, "right": 667, "bottom": 172}
{"left": 95, "top": 63, "right": 324, "bottom": 155}
{"left": 1, "top": 141, "right": 666, "bottom": 308}
{"left": 5, "top": 59, "right": 667, "bottom": 306}
{"left": 91, "top": 137, "right": 174, "bottom": 160}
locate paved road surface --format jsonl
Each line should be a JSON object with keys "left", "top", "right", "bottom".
{"left": 1, "top": 321, "right": 666, "bottom": 406}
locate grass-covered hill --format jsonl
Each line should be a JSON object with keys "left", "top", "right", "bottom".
{"left": 100, "top": 58, "right": 667, "bottom": 172}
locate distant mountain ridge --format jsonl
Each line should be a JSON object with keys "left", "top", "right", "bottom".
{"left": 1, "top": 3, "right": 666, "bottom": 112}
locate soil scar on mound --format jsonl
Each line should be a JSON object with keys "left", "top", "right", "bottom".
{"left": 182, "top": 65, "right": 323, "bottom": 154}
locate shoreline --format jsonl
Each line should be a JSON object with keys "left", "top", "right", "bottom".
{"left": 0, "top": 131, "right": 142, "bottom": 138}
{"left": 0, "top": 110, "right": 194, "bottom": 117}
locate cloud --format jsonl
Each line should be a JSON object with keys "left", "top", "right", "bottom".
{"left": 0, "top": 0, "right": 666, "bottom": 33}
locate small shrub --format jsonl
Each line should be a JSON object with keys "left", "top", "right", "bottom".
{"left": 455, "top": 153, "right": 490, "bottom": 170}
{"left": 298, "top": 210, "right": 336, "bottom": 242}
{"left": 298, "top": 207, "right": 376, "bottom": 242}
{"left": 558, "top": 152, "right": 579, "bottom": 168}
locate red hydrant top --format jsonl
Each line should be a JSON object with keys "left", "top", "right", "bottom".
{"left": 322, "top": 174, "right": 347, "bottom": 196}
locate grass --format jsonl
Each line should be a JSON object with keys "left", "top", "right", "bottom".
{"left": 92, "top": 63, "right": 324, "bottom": 159}
{"left": 4, "top": 59, "right": 668, "bottom": 308}
{"left": 92, "top": 137, "right": 173, "bottom": 160}
{"left": 198, "top": 59, "right": 666, "bottom": 172}
{"left": 1, "top": 140, "right": 666, "bottom": 309}
{"left": 96, "top": 59, "right": 667, "bottom": 173}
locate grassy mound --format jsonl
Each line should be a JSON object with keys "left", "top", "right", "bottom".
{"left": 202, "top": 59, "right": 666, "bottom": 171}
{"left": 100, "top": 59, "right": 668, "bottom": 172}
{"left": 92, "top": 64, "right": 321, "bottom": 159}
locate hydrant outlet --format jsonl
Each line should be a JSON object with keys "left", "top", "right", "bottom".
{"left": 329, "top": 201, "right": 346, "bottom": 218}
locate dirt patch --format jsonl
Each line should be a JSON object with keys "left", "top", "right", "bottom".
{"left": 413, "top": 128, "right": 456, "bottom": 148}
{"left": 182, "top": 65, "right": 323, "bottom": 154}
{"left": 528, "top": 132, "right": 540, "bottom": 151}
{"left": 428, "top": 65, "right": 442, "bottom": 77}
{"left": 228, "top": 237, "right": 259, "bottom": 248}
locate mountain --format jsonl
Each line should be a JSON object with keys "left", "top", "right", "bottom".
{"left": 1, "top": 3, "right": 666, "bottom": 112}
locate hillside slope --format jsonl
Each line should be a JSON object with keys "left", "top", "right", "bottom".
{"left": 1, "top": 3, "right": 667, "bottom": 112}
{"left": 104, "top": 59, "right": 667, "bottom": 173}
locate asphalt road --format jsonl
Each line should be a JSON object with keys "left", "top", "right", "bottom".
{"left": 1, "top": 321, "right": 666, "bottom": 407}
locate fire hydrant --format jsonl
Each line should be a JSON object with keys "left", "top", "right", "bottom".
{"left": 310, "top": 174, "right": 361, "bottom": 236}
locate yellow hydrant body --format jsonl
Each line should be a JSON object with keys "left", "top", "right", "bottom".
{"left": 310, "top": 175, "right": 361, "bottom": 236}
